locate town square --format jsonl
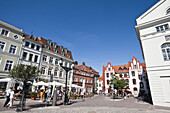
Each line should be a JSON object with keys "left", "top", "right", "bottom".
{"left": 0, "top": 0, "right": 170, "bottom": 112}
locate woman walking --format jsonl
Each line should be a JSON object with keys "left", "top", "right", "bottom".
{"left": 9, "top": 89, "right": 15, "bottom": 108}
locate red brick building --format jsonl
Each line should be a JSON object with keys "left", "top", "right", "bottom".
{"left": 73, "top": 61, "right": 99, "bottom": 93}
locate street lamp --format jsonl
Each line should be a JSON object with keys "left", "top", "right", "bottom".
{"left": 59, "top": 58, "right": 74, "bottom": 105}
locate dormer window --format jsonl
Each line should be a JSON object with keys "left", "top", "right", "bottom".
{"left": 119, "top": 67, "right": 122, "bottom": 71}
{"left": 53, "top": 43, "right": 57, "bottom": 48}
{"left": 67, "top": 54, "right": 71, "bottom": 58}
{"left": 47, "top": 40, "right": 52, "bottom": 46}
{"left": 123, "top": 66, "right": 127, "bottom": 71}
{"left": 1, "top": 29, "right": 9, "bottom": 37}
{"left": 166, "top": 8, "right": 170, "bottom": 15}
{"left": 45, "top": 45, "right": 49, "bottom": 49}
{"left": 54, "top": 48, "right": 57, "bottom": 53}
{"left": 61, "top": 51, "right": 64, "bottom": 56}
{"left": 64, "top": 48, "right": 67, "bottom": 53}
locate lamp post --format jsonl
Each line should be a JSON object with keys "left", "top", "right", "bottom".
{"left": 59, "top": 58, "right": 74, "bottom": 105}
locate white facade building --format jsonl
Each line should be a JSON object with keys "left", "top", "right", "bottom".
{"left": 97, "top": 76, "right": 103, "bottom": 94}
{"left": 37, "top": 37, "right": 74, "bottom": 85}
{"left": 19, "top": 34, "right": 42, "bottom": 68}
{"left": 135, "top": 0, "right": 170, "bottom": 107}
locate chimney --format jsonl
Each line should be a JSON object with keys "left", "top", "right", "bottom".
{"left": 75, "top": 61, "right": 78, "bottom": 65}
{"left": 82, "top": 62, "right": 85, "bottom": 65}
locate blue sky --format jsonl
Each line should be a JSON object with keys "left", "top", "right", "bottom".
{"left": 0, "top": 0, "right": 159, "bottom": 75}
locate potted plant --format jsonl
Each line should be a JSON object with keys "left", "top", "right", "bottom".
{"left": 30, "top": 92, "right": 37, "bottom": 100}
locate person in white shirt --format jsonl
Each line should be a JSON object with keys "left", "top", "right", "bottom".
{"left": 3, "top": 87, "right": 12, "bottom": 107}
{"left": 9, "top": 89, "right": 15, "bottom": 108}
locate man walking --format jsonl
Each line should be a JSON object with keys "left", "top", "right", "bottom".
{"left": 3, "top": 87, "right": 12, "bottom": 107}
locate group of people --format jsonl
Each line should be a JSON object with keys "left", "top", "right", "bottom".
{"left": 3, "top": 87, "right": 15, "bottom": 108}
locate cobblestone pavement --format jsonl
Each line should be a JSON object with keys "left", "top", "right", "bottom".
{"left": 0, "top": 95, "right": 170, "bottom": 113}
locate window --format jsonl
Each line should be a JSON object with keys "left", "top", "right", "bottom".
{"left": 25, "top": 41, "right": 30, "bottom": 47}
{"left": 83, "top": 78, "right": 85, "bottom": 82}
{"left": 22, "top": 52, "right": 27, "bottom": 60}
{"left": 126, "top": 79, "right": 129, "bottom": 83}
{"left": 134, "top": 65, "right": 136, "bottom": 69}
{"left": 54, "top": 70, "right": 58, "bottom": 76}
{"left": 133, "top": 79, "right": 136, "bottom": 85}
{"left": 41, "top": 67, "right": 45, "bottom": 74}
{"left": 61, "top": 51, "right": 64, "bottom": 56}
{"left": 4, "top": 60, "right": 13, "bottom": 71}
{"left": 87, "top": 86, "right": 92, "bottom": 93}
{"left": 161, "top": 43, "right": 170, "bottom": 60}
{"left": 55, "top": 59, "right": 58, "bottom": 65}
{"left": 59, "top": 71, "right": 62, "bottom": 78}
{"left": 36, "top": 45, "right": 40, "bottom": 51}
{"left": 54, "top": 48, "right": 57, "bottom": 53}
{"left": 42, "top": 55, "right": 47, "bottom": 62}
{"left": 65, "top": 62, "right": 67, "bottom": 67}
{"left": 124, "top": 74, "right": 127, "bottom": 77}
{"left": 9, "top": 45, "right": 17, "bottom": 54}
{"left": 1, "top": 29, "right": 9, "bottom": 36}
{"left": 156, "top": 24, "right": 169, "bottom": 32}
{"left": 167, "top": 8, "right": 170, "bottom": 14}
{"left": 80, "top": 78, "right": 82, "bottom": 82}
{"left": 14, "top": 35, "right": 18, "bottom": 39}
{"left": 123, "top": 66, "right": 127, "bottom": 71}
{"left": 31, "top": 43, "right": 35, "bottom": 49}
{"left": 132, "top": 71, "right": 135, "bottom": 76}
{"left": 107, "top": 80, "right": 109, "bottom": 85}
{"left": 49, "top": 57, "right": 53, "bottom": 64}
{"left": 69, "top": 72, "right": 71, "bottom": 78}
{"left": 99, "top": 84, "right": 101, "bottom": 87}
{"left": 139, "top": 75, "right": 142, "bottom": 80}
{"left": 74, "top": 77, "right": 78, "bottom": 82}
{"left": 86, "top": 79, "right": 88, "bottom": 83}
{"left": 89, "top": 79, "right": 92, "bottom": 83}
{"left": 67, "top": 54, "right": 70, "bottom": 58}
{"left": 140, "top": 82, "right": 144, "bottom": 88}
{"left": 48, "top": 68, "right": 52, "bottom": 75}
{"left": 119, "top": 67, "right": 122, "bottom": 71}
{"left": 106, "top": 73, "right": 109, "bottom": 78}
{"left": 108, "top": 68, "right": 110, "bottom": 71}
{"left": 29, "top": 54, "right": 33, "bottom": 61}
{"left": 34, "top": 55, "right": 38, "bottom": 62}
{"left": 0, "top": 41, "right": 5, "bottom": 51}
{"left": 119, "top": 74, "right": 123, "bottom": 78}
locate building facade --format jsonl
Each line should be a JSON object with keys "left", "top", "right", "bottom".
{"left": 135, "top": 0, "right": 170, "bottom": 106}
{"left": 37, "top": 37, "right": 74, "bottom": 84}
{"left": 19, "top": 34, "right": 42, "bottom": 68}
{"left": 73, "top": 61, "right": 99, "bottom": 93}
{"left": 102, "top": 56, "right": 148, "bottom": 97}
{"left": 97, "top": 75, "right": 103, "bottom": 94}
{"left": 0, "top": 20, "right": 23, "bottom": 79}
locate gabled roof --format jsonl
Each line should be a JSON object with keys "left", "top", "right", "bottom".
{"left": 136, "top": 0, "right": 168, "bottom": 25}
{"left": 74, "top": 63, "right": 99, "bottom": 74}
{"left": 23, "top": 34, "right": 73, "bottom": 60}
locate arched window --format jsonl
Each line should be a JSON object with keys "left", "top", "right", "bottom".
{"left": 166, "top": 8, "right": 170, "bottom": 14}
{"left": 161, "top": 43, "right": 170, "bottom": 60}
{"left": 123, "top": 66, "right": 127, "bottom": 71}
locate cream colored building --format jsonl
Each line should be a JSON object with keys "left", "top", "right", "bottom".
{"left": 0, "top": 20, "right": 23, "bottom": 78}
{"left": 135, "top": 0, "right": 170, "bottom": 107}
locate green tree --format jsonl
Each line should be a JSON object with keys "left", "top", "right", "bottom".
{"left": 110, "top": 74, "right": 129, "bottom": 97}
{"left": 9, "top": 64, "right": 39, "bottom": 111}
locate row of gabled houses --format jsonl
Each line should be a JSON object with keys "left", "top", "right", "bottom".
{"left": 96, "top": 56, "right": 150, "bottom": 98}
{"left": 0, "top": 20, "right": 99, "bottom": 94}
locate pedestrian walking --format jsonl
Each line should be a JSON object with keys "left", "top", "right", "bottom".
{"left": 43, "top": 88, "right": 48, "bottom": 102}
{"left": 3, "top": 87, "right": 12, "bottom": 107}
{"left": 9, "top": 89, "right": 15, "bottom": 108}
{"left": 81, "top": 91, "right": 84, "bottom": 101}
